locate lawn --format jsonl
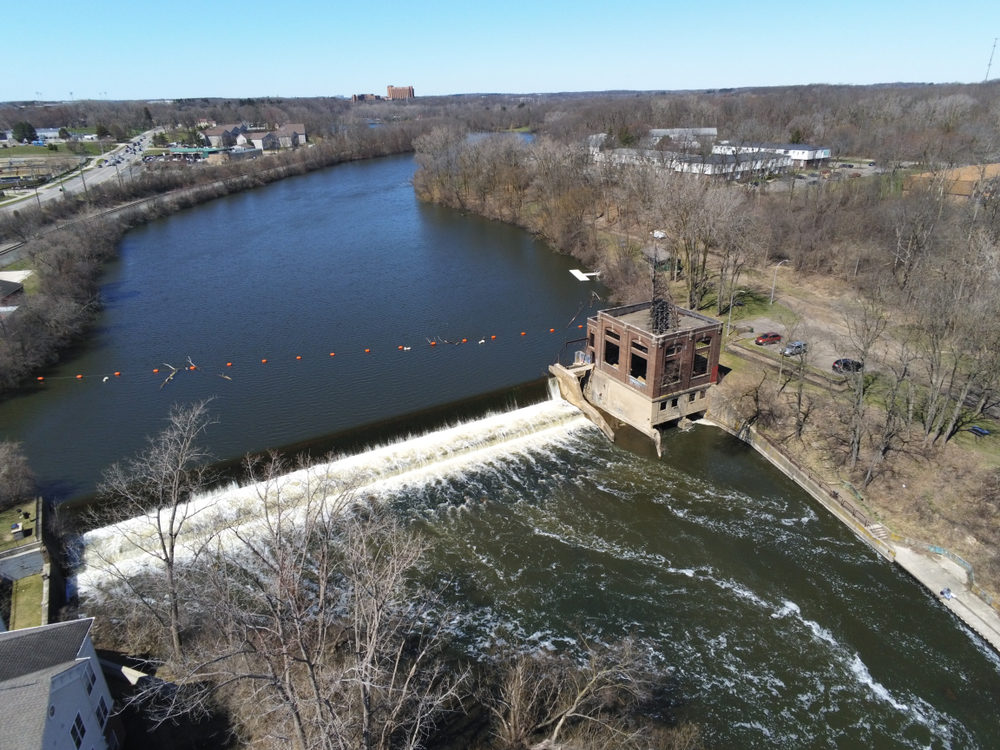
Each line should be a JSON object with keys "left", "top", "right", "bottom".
{"left": 10, "top": 573, "right": 44, "bottom": 629}
{"left": 0, "top": 505, "right": 37, "bottom": 554}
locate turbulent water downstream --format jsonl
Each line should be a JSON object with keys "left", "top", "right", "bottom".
{"left": 6, "top": 153, "right": 999, "bottom": 746}
{"left": 81, "top": 395, "right": 1000, "bottom": 747}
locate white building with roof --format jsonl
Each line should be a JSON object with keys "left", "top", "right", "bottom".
{"left": 0, "top": 619, "right": 120, "bottom": 749}
{"left": 712, "top": 141, "right": 831, "bottom": 167}
{"left": 589, "top": 134, "right": 791, "bottom": 179}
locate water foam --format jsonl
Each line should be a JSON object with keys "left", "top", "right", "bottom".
{"left": 78, "top": 394, "right": 595, "bottom": 595}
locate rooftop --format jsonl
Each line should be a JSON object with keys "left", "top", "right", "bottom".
{"left": 0, "top": 618, "right": 93, "bottom": 680}
{"left": 598, "top": 301, "right": 721, "bottom": 336}
{"left": 0, "top": 619, "right": 96, "bottom": 750}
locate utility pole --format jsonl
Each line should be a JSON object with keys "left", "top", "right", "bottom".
{"left": 78, "top": 158, "right": 90, "bottom": 204}
{"left": 770, "top": 260, "right": 790, "bottom": 305}
{"left": 987, "top": 38, "right": 998, "bottom": 82}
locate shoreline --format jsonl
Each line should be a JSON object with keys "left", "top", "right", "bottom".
{"left": 701, "top": 407, "right": 1000, "bottom": 656}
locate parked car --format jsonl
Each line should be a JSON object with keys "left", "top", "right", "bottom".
{"left": 781, "top": 341, "right": 807, "bottom": 356}
{"left": 755, "top": 332, "right": 782, "bottom": 345}
{"left": 832, "top": 358, "right": 864, "bottom": 373}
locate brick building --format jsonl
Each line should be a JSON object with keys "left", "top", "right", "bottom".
{"left": 386, "top": 85, "right": 415, "bottom": 100}
{"left": 581, "top": 301, "right": 722, "bottom": 443}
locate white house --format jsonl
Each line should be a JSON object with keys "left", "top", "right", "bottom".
{"left": 0, "top": 619, "right": 120, "bottom": 749}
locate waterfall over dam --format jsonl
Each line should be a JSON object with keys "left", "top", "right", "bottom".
{"left": 77, "top": 390, "right": 595, "bottom": 595}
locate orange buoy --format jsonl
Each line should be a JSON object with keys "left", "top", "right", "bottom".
{"left": 520, "top": 331, "right": 526, "bottom": 336}
{"left": 364, "top": 348, "right": 371, "bottom": 353}
{"left": 36, "top": 376, "right": 44, "bottom": 381}
{"left": 329, "top": 352, "right": 335, "bottom": 357}
{"left": 398, "top": 345, "right": 404, "bottom": 350}
{"left": 153, "top": 368, "right": 159, "bottom": 373}
{"left": 114, "top": 371, "right": 121, "bottom": 377}
{"left": 261, "top": 359, "right": 268, "bottom": 364}
{"left": 461, "top": 338, "right": 468, "bottom": 343}
{"left": 226, "top": 362, "right": 233, "bottom": 367}
{"left": 578, "top": 324, "right": 584, "bottom": 328}
{"left": 549, "top": 328, "right": 555, "bottom": 333}
{"left": 491, "top": 335, "right": 496, "bottom": 340}
{"left": 430, "top": 341, "right": 437, "bottom": 347}
{"left": 76, "top": 374, "right": 83, "bottom": 379}
{"left": 296, "top": 355, "right": 302, "bottom": 360}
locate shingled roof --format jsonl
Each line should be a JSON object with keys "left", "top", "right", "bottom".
{"left": 0, "top": 619, "right": 97, "bottom": 748}
{"left": 0, "top": 618, "right": 94, "bottom": 681}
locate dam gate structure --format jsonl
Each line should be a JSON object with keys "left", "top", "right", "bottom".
{"left": 551, "top": 300, "right": 722, "bottom": 454}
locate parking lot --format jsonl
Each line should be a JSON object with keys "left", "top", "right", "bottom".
{"left": 727, "top": 286, "right": 860, "bottom": 376}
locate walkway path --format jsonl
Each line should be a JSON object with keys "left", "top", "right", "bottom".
{"left": 892, "top": 546, "right": 1000, "bottom": 653}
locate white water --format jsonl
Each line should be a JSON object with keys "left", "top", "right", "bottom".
{"left": 78, "top": 392, "right": 594, "bottom": 595}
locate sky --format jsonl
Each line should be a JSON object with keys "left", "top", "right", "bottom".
{"left": 4, "top": 0, "right": 1000, "bottom": 102}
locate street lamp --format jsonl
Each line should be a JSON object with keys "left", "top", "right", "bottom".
{"left": 770, "top": 259, "right": 790, "bottom": 305}
{"left": 727, "top": 288, "right": 747, "bottom": 337}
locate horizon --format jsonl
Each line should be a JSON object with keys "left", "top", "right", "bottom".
{"left": 3, "top": 0, "right": 998, "bottom": 103}
{"left": 2, "top": 80, "right": 993, "bottom": 107}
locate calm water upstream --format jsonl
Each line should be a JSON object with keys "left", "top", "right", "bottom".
{"left": 5, "top": 155, "right": 1000, "bottom": 746}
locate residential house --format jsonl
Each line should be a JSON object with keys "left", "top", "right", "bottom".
{"left": 275, "top": 123, "right": 307, "bottom": 149}
{"left": 0, "top": 618, "right": 121, "bottom": 749}
{"left": 589, "top": 133, "right": 791, "bottom": 179}
{"left": 237, "top": 131, "right": 280, "bottom": 151}
{"left": 202, "top": 123, "right": 246, "bottom": 148}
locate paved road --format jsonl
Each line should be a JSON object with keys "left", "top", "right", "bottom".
{"left": 0, "top": 128, "right": 159, "bottom": 213}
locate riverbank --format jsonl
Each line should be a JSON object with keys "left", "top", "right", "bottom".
{"left": 0, "top": 134, "right": 425, "bottom": 395}
{"left": 703, "top": 401, "right": 1000, "bottom": 655}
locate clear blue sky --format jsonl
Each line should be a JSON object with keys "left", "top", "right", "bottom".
{"left": 5, "top": 0, "right": 999, "bottom": 101}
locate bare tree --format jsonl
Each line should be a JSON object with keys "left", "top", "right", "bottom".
{"left": 0, "top": 440, "right": 35, "bottom": 511}
{"left": 91, "top": 400, "right": 216, "bottom": 661}
{"left": 863, "top": 338, "right": 918, "bottom": 487}
{"left": 134, "top": 455, "right": 469, "bottom": 750}
{"left": 842, "top": 292, "right": 888, "bottom": 469}
{"left": 485, "top": 638, "right": 687, "bottom": 750}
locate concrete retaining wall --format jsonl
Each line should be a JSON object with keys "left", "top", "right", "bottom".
{"left": 704, "top": 404, "right": 894, "bottom": 560}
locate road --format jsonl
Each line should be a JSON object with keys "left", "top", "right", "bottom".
{"left": 0, "top": 128, "right": 160, "bottom": 213}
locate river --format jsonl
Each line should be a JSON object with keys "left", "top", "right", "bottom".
{"left": 5, "top": 154, "right": 1000, "bottom": 746}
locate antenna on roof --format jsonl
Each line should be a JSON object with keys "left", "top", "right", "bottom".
{"left": 648, "top": 232, "right": 676, "bottom": 333}
{"left": 987, "top": 37, "right": 998, "bottom": 82}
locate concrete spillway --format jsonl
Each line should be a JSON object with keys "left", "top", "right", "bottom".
{"left": 77, "top": 390, "right": 595, "bottom": 596}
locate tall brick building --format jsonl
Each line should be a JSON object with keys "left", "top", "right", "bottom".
{"left": 386, "top": 85, "right": 415, "bottom": 100}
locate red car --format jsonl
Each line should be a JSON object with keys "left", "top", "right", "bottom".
{"left": 755, "top": 332, "right": 782, "bottom": 345}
